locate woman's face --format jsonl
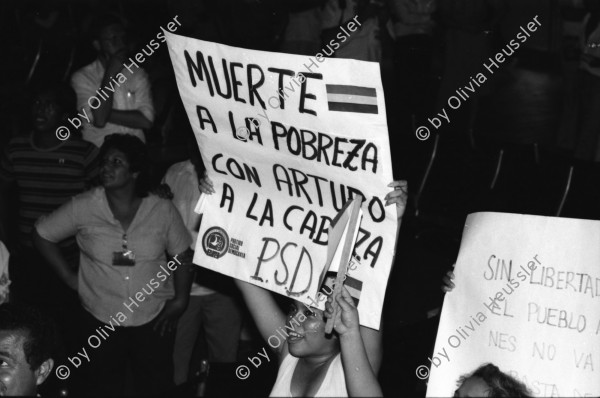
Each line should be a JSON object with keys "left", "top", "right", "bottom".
{"left": 31, "top": 91, "right": 62, "bottom": 133}
{"left": 100, "top": 148, "right": 138, "bottom": 190}
{"left": 285, "top": 301, "right": 338, "bottom": 359}
{"left": 454, "top": 376, "right": 490, "bottom": 397}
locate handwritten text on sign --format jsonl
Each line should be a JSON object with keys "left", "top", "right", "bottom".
{"left": 165, "top": 32, "right": 397, "bottom": 329}
{"left": 426, "top": 212, "right": 600, "bottom": 397}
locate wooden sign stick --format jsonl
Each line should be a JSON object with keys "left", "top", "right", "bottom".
{"left": 325, "top": 195, "right": 363, "bottom": 334}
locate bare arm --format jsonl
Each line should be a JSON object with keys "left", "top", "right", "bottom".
{"left": 171, "top": 249, "right": 195, "bottom": 302}
{"left": 360, "top": 325, "right": 383, "bottom": 375}
{"left": 198, "top": 176, "right": 288, "bottom": 358}
{"left": 32, "top": 229, "right": 77, "bottom": 290}
{"left": 386, "top": 180, "right": 408, "bottom": 247}
{"left": 154, "top": 248, "right": 195, "bottom": 336}
{"left": 235, "top": 279, "right": 289, "bottom": 360}
{"left": 356, "top": 181, "right": 406, "bottom": 375}
{"left": 327, "top": 288, "right": 383, "bottom": 397}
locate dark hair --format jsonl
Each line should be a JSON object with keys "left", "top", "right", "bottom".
{"left": 99, "top": 134, "right": 151, "bottom": 197}
{"left": 33, "top": 83, "right": 77, "bottom": 119}
{"left": 0, "top": 303, "right": 58, "bottom": 370}
{"left": 458, "top": 363, "right": 532, "bottom": 397}
{"left": 91, "top": 13, "right": 127, "bottom": 40}
{"left": 184, "top": 129, "right": 205, "bottom": 175}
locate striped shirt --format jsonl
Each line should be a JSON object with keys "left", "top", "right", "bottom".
{"left": 0, "top": 134, "right": 99, "bottom": 261}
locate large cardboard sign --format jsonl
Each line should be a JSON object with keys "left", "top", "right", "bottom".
{"left": 427, "top": 212, "right": 600, "bottom": 397}
{"left": 165, "top": 32, "right": 397, "bottom": 329}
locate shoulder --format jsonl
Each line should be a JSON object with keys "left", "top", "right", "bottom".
{"left": 63, "top": 139, "right": 99, "bottom": 155}
{"left": 6, "top": 136, "right": 30, "bottom": 150}
{"left": 130, "top": 67, "right": 151, "bottom": 84}
{"left": 167, "top": 160, "right": 191, "bottom": 173}
{"left": 73, "top": 186, "right": 104, "bottom": 206}
{"left": 165, "top": 160, "right": 193, "bottom": 179}
{"left": 0, "top": 241, "right": 7, "bottom": 259}
{"left": 71, "top": 61, "right": 102, "bottom": 83}
{"left": 3, "top": 136, "right": 33, "bottom": 159}
{"left": 144, "top": 194, "right": 177, "bottom": 214}
{"left": 0, "top": 241, "right": 8, "bottom": 270}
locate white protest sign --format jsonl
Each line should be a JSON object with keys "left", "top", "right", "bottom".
{"left": 165, "top": 32, "right": 397, "bottom": 329}
{"left": 426, "top": 212, "right": 600, "bottom": 397}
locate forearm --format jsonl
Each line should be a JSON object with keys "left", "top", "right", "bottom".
{"left": 360, "top": 325, "right": 383, "bottom": 374}
{"left": 32, "top": 230, "right": 76, "bottom": 288}
{"left": 340, "top": 331, "right": 383, "bottom": 397}
{"left": 171, "top": 250, "right": 194, "bottom": 303}
{"left": 108, "top": 109, "right": 152, "bottom": 130}
{"left": 234, "top": 279, "right": 286, "bottom": 351}
{"left": 91, "top": 71, "right": 116, "bottom": 127}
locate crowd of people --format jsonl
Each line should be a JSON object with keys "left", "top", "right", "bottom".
{"left": 0, "top": 0, "right": 598, "bottom": 397}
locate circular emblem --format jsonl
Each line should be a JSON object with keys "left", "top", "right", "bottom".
{"left": 202, "top": 227, "right": 229, "bottom": 259}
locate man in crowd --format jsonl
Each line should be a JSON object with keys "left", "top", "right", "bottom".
{"left": 71, "top": 14, "right": 154, "bottom": 148}
{"left": 0, "top": 303, "right": 57, "bottom": 396}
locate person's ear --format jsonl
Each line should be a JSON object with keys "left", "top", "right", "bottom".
{"left": 92, "top": 39, "right": 100, "bottom": 52}
{"left": 35, "top": 358, "right": 54, "bottom": 386}
{"left": 132, "top": 171, "right": 140, "bottom": 180}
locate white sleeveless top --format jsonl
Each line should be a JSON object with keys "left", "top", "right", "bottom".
{"left": 269, "top": 353, "right": 348, "bottom": 397}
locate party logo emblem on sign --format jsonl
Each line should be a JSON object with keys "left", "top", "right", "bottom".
{"left": 202, "top": 227, "right": 229, "bottom": 259}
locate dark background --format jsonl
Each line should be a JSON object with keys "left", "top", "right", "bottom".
{"left": 0, "top": 0, "right": 598, "bottom": 396}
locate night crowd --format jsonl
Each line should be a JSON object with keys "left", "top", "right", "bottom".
{"left": 0, "top": 0, "right": 598, "bottom": 396}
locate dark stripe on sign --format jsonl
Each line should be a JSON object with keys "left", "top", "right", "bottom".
{"left": 343, "top": 276, "right": 363, "bottom": 307}
{"left": 326, "top": 84, "right": 378, "bottom": 114}
{"left": 344, "top": 276, "right": 363, "bottom": 292}
{"left": 328, "top": 102, "right": 378, "bottom": 114}
{"left": 326, "top": 85, "right": 376, "bottom": 97}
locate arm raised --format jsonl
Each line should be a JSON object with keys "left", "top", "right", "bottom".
{"left": 326, "top": 287, "right": 383, "bottom": 397}
{"left": 235, "top": 279, "right": 289, "bottom": 361}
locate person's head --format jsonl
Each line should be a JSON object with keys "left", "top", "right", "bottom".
{"left": 285, "top": 300, "right": 339, "bottom": 360}
{"left": 99, "top": 134, "right": 150, "bottom": 197}
{"left": 91, "top": 13, "right": 129, "bottom": 59}
{"left": 0, "top": 303, "right": 57, "bottom": 396}
{"left": 30, "top": 83, "right": 77, "bottom": 133}
{"left": 455, "top": 364, "right": 532, "bottom": 397}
